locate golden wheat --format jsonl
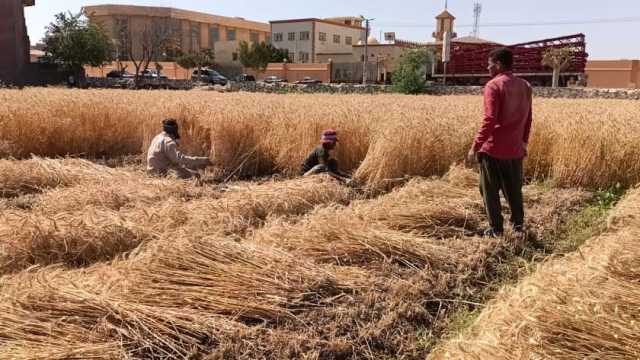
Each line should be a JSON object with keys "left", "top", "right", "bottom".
{"left": 3, "top": 89, "right": 640, "bottom": 188}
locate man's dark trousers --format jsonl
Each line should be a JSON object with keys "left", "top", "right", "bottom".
{"left": 478, "top": 153, "right": 524, "bottom": 232}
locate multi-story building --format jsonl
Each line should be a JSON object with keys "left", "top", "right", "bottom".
{"left": 0, "top": 0, "right": 34, "bottom": 85}
{"left": 270, "top": 17, "right": 366, "bottom": 63}
{"left": 84, "top": 4, "right": 270, "bottom": 67}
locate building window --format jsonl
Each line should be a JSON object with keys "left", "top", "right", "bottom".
{"left": 273, "top": 32, "right": 283, "bottom": 42}
{"left": 191, "top": 23, "right": 201, "bottom": 51}
{"left": 299, "top": 51, "right": 310, "bottom": 63}
{"left": 333, "top": 34, "right": 340, "bottom": 44}
{"left": 227, "top": 29, "right": 236, "bottom": 41}
{"left": 345, "top": 36, "right": 353, "bottom": 45}
{"left": 288, "top": 32, "right": 296, "bottom": 41}
{"left": 266, "top": 35, "right": 272, "bottom": 44}
{"left": 250, "top": 32, "right": 260, "bottom": 44}
{"left": 209, "top": 27, "right": 219, "bottom": 47}
{"left": 288, "top": 51, "right": 295, "bottom": 62}
{"left": 319, "top": 32, "right": 327, "bottom": 42}
{"left": 300, "top": 31, "right": 310, "bottom": 41}
{"left": 232, "top": 52, "right": 238, "bottom": 61}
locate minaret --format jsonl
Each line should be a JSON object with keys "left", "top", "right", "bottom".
{"left": 432, "top": 1, "right": 457, "bottom": 41}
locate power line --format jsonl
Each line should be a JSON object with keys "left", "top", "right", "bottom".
{"left": 377, "top": 16, "right": 640, "bottom": 28}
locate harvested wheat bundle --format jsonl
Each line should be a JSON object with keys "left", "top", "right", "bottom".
{"left": 432, "top": 189, "right": 640, "bottom": 360}
{"left": 33, "top": 176, "right": 221, "bottom": 214}
{"left": 0, "top": 157, "right": 133, "bottom": 197}
{"left": 0, "top": 266, "right": 244, "bottom": 359}
{"left": 0, "top": 209, "right": 152, "bottom": 274}
{"left": 125, "top": 235, "right": 342, "bottom": 321}
{"left": 175, "top": 175, "right": 354, "bottom": 236}
{"left": 254, "top": 210, "right": 451, "bottom": 269}
{"left": 608, "top": 185, "right": 640, "bottom": 230}
{"left": 351, "top": 178, "right": 482, "bottom": 238}
{"left": 444, "top": 163, "right": 479, "bottom": 189}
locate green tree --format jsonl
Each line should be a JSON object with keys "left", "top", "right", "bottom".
{"left": 113, "top": 17, "right": 177, "bottom": 86}
{"left": 392, "top": 48, "right": 434, "bottom": 94}
{"left": 542, "top": 47, "right": 576, "bottom": 88}
{"left": 177, "top": 49, "right": 215, "bottom": 82}
{"left": 239, "top": 41, "right": 289, "bottom": 72}
{"left": 43, "top": 11, "right": 112, "bottom": 82}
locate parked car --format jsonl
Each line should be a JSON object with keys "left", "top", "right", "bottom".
{"left": 236, "top": 74, "right": 256, "bottom": 82}
{"left": 263, "top": 75, "right": 286, "bottom": 84}
{"left": 140, "top": 69, "right": 168, "bottom": 80}
{"left": 106, "top": 70, "right": 134, "bottom": 79}
{"left": 295, "top": 76, "right": 321, "bottom": 85}
{"left": 192, "top": 69, "right": 228, "bottom": 85}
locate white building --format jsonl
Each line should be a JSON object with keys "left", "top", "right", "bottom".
{"left": 270, "top": 17, "right": 366, "bottom": 63}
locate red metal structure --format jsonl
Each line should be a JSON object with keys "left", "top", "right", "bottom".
{"left": 434, "top": 33, "right": 588, "bottom": 86}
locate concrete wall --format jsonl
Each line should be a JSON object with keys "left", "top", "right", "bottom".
{"left": 586, "top": 60, "right": 640, "bottom": 89}
{"left": 314, "top": 21, "right": 365, "bottom": 59}
{"left": 0, "top": 0, "right": 30, "bottom": 85}
{"left": 244, "top": 63, "right": 331, "bottom": 83}
{"left": 271, "top": 21, "right": 314, "bottom": 63}
{"left": 85, "top": 61, "right": 192, "bottom": 80}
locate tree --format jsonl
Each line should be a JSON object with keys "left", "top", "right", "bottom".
{"left": 43, "top": 12, "right": 112, "bottom": 82}
{"left": 115, "top": 18, "right": 177, "bottom": 85}
{"left": 542, "top": 47, "right": 575, "bottom": 88}
{"left": 239, "top": 41, "right": 289, "bottom": 72}
{"left": 176, "top": 49, "right": 215, "bottom": 82}
{"left": 392, "top": 48, "right": 434, "bottom": 94}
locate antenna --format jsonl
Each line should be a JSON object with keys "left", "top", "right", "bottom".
{"left": 445, "top": 0, "right": 448, "bottom": 10}
{"left": 472, "top": 2, "right": 482, "bottom": 38}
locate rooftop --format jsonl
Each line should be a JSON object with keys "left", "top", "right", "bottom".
{"left": 428, "top": 36, "right": 501, "bottom": 46}
{"left": 83, "top": 4, "right": 270, "bottom": 33}
{"left": 436, "top": 10, "right": 455, "bottom": 19}
{"left": 270, "top": 18, "right": 365, "bottom": 30}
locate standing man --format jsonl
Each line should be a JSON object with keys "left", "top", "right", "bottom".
{"left": 147, "top": 118, "right": 211, "bottom": 179}
{"left": 467, "top": 48, "right": 533, "bottom": 237}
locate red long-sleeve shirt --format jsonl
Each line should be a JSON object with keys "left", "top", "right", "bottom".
{"left": 473, "top": 72, "right": 533, "bottom": 159}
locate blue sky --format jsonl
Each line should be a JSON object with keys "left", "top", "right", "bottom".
{"left": 25, "top": 0, "right": 640, "bottom": 59}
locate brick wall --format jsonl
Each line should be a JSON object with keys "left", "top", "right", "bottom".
{"left": 244, "top": 63, "right": 331, "bottom": 83}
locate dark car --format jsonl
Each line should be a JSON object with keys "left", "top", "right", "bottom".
{"left": 236, "top": 74, "right": 256, "bottom": 82}
{"left": 295, "top": 76, "right": 321, "bottom": 85}
{"left": 192, "top": 69, "right": 228, "bottom": 85}
{"left": 106, "top": 70, "right": 134, "bottom": 79}
{"left": 263, "top": 75, "right": 286, "bottom": 84}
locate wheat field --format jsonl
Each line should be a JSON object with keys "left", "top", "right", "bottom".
{"left": 2, "top": 88, "right": 640, "bottom": 189}
{"left": 1, "top": 88, "right": 639, "bottom": 359}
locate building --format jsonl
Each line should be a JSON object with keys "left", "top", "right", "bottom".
{"left": 270, "top": 17, "right": 366, "bottom": 63}
{"left": 586, "top": 60, "right": 640, "bottom": 89}
{"left": 0, "top": 0, "right": 34, "bottom": 86}
{"left": 84, "top": 4, "right": 270, "bottom": 68}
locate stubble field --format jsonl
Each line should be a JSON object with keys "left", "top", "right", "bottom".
{"left": 0, "top": 88, "right": 639, "bottom": 359}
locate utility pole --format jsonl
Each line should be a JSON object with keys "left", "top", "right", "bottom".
{"left": 472, "top": 2, "right": 482, "bottom": 38}
{"left": 361, "top": 16, "right": 374, "bottom": 84}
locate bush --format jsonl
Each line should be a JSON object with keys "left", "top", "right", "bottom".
{"left": 392, "top": 49, "right": 434, "bottom": 94}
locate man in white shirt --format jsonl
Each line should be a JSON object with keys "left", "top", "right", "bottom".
{"left": 147, "top": 119, "right": 211, "bottom": 179}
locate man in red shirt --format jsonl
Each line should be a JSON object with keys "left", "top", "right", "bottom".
{"left": 467, "top": 48, "right": 533, "bottom": 237}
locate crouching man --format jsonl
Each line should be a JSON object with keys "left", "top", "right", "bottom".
{"left": 300, "top": 129, "right": 350, "bottom": 182}
{"left": 147, "top": 118, "right": 211, "bottom": 179}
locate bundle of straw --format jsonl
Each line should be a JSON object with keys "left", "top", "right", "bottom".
{"left": 125, "top": 235, "right": 342, "bottom": 321}
{"left": 0, "top": 157, "right": 133, "bottom": 197}
{"left": 0, "top": 209, "right": 151, "bottom": 274}
{"left": 432, "top": 188, "right": 640, "bottom": 359}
